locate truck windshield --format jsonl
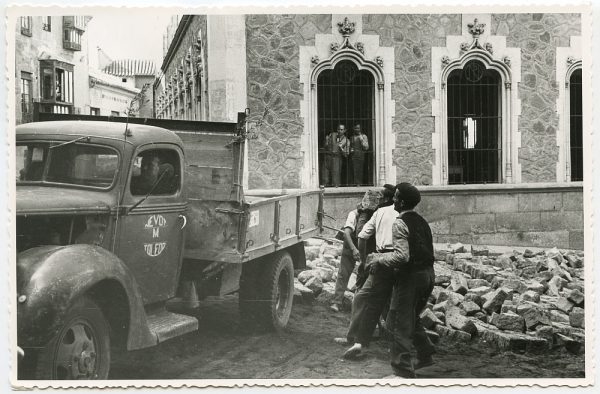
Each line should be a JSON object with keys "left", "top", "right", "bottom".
{"left": 16, "top": 142, "right": 119, "bottom": 188}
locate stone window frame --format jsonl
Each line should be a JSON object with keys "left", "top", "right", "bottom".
{"left": 555, "top": 36, "right": 582, "bottom": 183}
{"left": 432, "top": 14, "right": 522, "bottom": 185}
{"left": 299, "top": 15, "right": 395, "bottom": 189}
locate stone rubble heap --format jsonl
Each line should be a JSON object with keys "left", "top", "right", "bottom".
{"left": 295, "top": 238, "right": 585, "bottom": 355}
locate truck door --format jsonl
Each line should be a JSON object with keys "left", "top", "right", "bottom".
{"left": 116, "top": 146, "right": 186, "bottom": 305}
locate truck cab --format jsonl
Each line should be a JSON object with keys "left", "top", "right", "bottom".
{"left": 15, "top": 116, "right": 323, "bottom": 380}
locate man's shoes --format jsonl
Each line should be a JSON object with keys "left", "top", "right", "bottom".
{"left": 333, "top": 337, "right": 349, "bottom": 345}
{"left": 414, "top": 355, "right": 434, "bottom": 370}
{"left": 343, "top": 343, "right": 362, "bottom": 359}
{"left": 330, "top": 304, "right": 340, "bottom": 312}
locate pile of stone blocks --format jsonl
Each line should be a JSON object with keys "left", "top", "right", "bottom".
{"left": 295, "top": 238, "right": 585, "bottom": 355}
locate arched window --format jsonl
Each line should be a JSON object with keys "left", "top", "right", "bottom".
{"left": 447, "top": 60, "right": 502, "bottom": 184}
{"left": 569, "top": 68, "right": 583, "bottom": 181}
{"left": 317, "top": 60, "right": 375, "bottom": 187}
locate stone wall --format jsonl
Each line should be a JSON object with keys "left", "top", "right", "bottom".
{"left": 245, "top": 15, "right": 331, "bottom": 189}
{"left": 362, "top": 14, "right": 462, "bottom": 185}
{"left": 491, "top": 13, "right": 581, "bottom": 183}
{"left": 323, "top": 184, "right": 583, "bottom": 250}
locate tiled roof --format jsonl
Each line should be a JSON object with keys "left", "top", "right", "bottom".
{"left": 103, "top": 59, "right": 157, "bottom": 77}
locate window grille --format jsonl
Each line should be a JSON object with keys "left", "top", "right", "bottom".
{"left": 20, "top": 16, "right": 32, "bottom": 36}
{"left": 42, "top": 16, "right": 51, "bottom": 31}
{"left": 569, "top": 69, "right": 583, "bottom": 181}
{"left": 447, "top": 60, "right": 502, "bottom": 184}
{"left": 317, "top": 60, "right": 375, "bottom": 187}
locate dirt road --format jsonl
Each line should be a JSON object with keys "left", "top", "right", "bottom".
{"left": 110, "top": 296, "right": 584, "bottom": 380}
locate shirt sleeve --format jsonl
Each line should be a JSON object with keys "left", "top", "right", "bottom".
{"left": 372, "top": 217, "right": 410, "bottom": 268}
{"left": 357, "top": 210, "right": 377, "bottom": 239}
{"left": 343, "top": 210, "right": 357, "bottom": 231}
{"left": 361, "top": 134, "right": 369, "bottom": 150}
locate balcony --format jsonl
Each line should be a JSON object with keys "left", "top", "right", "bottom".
{"left": 63, "top": 40, "right": 81, "bottom": 51}
{"left": 62, "top": 16, "right": 86, "bottom": 31}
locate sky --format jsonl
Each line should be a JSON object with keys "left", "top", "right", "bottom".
{"left": 85, "top": 11, "right": 175, "bottom": 69}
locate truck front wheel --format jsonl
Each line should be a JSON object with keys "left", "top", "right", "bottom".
{"left": 34, "top": 296, "right": 111, "bottom": 379}
{"left": 239, "top": 251, "right": 295, "bottom": 331}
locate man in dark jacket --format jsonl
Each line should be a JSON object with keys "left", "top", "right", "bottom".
{"left": 366, "top": 182, "right": 436, "bottom": 378}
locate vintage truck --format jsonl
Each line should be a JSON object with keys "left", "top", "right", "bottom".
{"left": 15, "top": 112, "right": 323, "bottom": 379}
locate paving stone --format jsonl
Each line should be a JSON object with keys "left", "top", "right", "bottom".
{"left": 483, "top": 288, "right": 510, "bottom": 314}
{"left": 501, "top": 301, "right": 517, "bottom": 314}
{"left": 554, "top": 333, "right": 583, "bottom": 355}
{"left": 433, "top": 301, "right": 449, "bottom": 314}
{"left": 526, "top": 280, "right": 546, "bottom": 294}
{"left": 535, "top": 325, "right": 554, "bottom": 344}
{"left": 521, "top": 290, "right": 541, "bottom": 303}
{"left": 474, "top": 321, "right": 548, "bottom": 354}
{"left": 569, "top": 307, "right": 584, "bottom": 328}
{"left": 474, "top": 311, "right": 488, "bottom": 323}
{"left": 556, "top": 297, "right": 575, "bottom": 313}
{"left": 549, "top": 309, "right": 570, "bottom": 324}
{"left": 463, "top": 293, "right": 485, "bottom": 307}
{"left": 434, "top": 311, "right": 446, "bottom": 324}
{"left": 545, "top": 247, "right": 564, "bottom": 264}
{"left": 516, "top": 302, "right": 551, "bottom": 329}
{"left": 468, "top": 286, "right": 493, "bottom": 297}
{"left": 490, "top": 312, "right": 525, "bottom": 332}
{"left": 420, "top": 308, "right": 443, "bottom": 329}
{"left": 446, "top": 307, "right": 478, "bottom": 336}
{"left": 434, "top": 325, "right": 472, "bottom": 343}
{"left": 434, "top": 248, "right": 448, "bottom": 262}
{"left": 304, "top": 276, "right": 323, "bottom": 296}
{"left": 567, "top": 288, "right": 584, "bottom": 306}
{"left": 546, "top": 276, "right": 565, "bottom": 296}
{"left": 471, "top": 244, "right": 489, "bottom": 256}
{"left": 467, "top": 279, "right": 491, "bottom": 288}
{"left": 425, "top": 329, "right": 440, "bottom": 344}
{"left": 450, "top": 272, "right": 469, "bottom": 295}
{"left": 314, "top": 267, "right": 334, "bottom": 282}
{"left": 461, "top": 300, "right": 481, "bottom": 316}
{"left": 449, "top": 243, "right": 465, "bottom": 253}
{"left": 455, "top": 252, "right": 473, "bottom": 260}
{"left": 437, "top": 290, "right": 464, "bottom": 306}
{"left": 297, "top": 269, "right": 320, "bottom": 284}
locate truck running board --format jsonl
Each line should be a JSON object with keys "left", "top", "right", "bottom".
{"left": 146, "top": 310, "right": 199, "bottom": 343}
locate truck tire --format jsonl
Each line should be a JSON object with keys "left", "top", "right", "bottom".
{"left": 34, "top": 296, "right": 111, "bottom": 379}
{"left": 239, "top": 251, "right": 295, "bottom": 331}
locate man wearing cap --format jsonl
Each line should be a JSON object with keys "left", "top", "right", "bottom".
{"left": 330, "top": 190, "right": 381, "bottom": 312}
{"left": 334, "top": 185, "right": 397, "bottom": 357}
{"left": 366, "top": 182, "right": 436, "bottom": 378}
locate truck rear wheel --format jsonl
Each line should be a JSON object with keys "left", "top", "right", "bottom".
{"left": 34, "top": 296, "right": 111, "bottom": 379}
{"left": 239, "top": 251, "right": 294, "bottom": 331}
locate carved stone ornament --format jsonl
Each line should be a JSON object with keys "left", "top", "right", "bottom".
{"left": 566, "top": 56, "right": 576, "bottom": 65}
{"left": 337, "top": 17, "right": 356, "bottom": 37}
{"left": 460, "top": 42, "right": 470, "bottom": 53}
{"left": 310, "top": 55, "right": 320, "bottom": 66}
{"left": 441, "top": 55, "right": 451, "bottom": 66}
{"left": 375, "top": 56, "right": 384, "bottom": 68}
{"left": 505, "top": 82, "right": 512, "bottom": 89}
{"left": 194, "top": 37, "right": 202, "bottom": 51}
{"left": 185, "top": 52, "right": 192, "bottom": 64}
{"left": 485, "top": 42, "right": 493, "bottom": 54}
{"left": 502, "top": 56, "right": 511, "bottom": 67}
{"left": 356, "top": 42, "right": 365, "bottom": 54}
{"left": 468, "top": 18, "right": 486, "bottom": 38}
{"left": 330, "top": 42, "right": 339, "bottom": 53}
{"left": 377, "top": 81, "right": 384, "bottom": 90}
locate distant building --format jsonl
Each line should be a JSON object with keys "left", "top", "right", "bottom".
{"left": 88, "top": 69, "right": 140, "bottom": 117}
{"left": 15, "top": 16, "right": 92, "bottom": 124}
{"left": 103, "top": 59, "right": 157, "bottom": 118}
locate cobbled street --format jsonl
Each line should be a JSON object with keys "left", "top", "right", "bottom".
{"left": 110, "top": 239, "right": 585, "bottom": 380}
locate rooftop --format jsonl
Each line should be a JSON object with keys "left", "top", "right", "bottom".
{"left": 103, "top": 59, "right": 157, "bottom": 77}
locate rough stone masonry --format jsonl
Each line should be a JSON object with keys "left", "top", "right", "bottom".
{"left": 295, "top": 238, "right": 585, "bottom": 355}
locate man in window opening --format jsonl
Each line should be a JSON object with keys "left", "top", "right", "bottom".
{"left": 321, "top": 124, "right": 350, "bottom": 187}
{"left": 366, "top": 183, "right": 436, "bottom": 379}
{"left": 350, "top": 123, "right": 369, "bottom": 185}
{"left": 330, "top": 189, "right": 380, "bottom": 313}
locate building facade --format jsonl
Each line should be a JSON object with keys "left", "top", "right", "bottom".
{"left": 157, "top": 13, "right": 585, "bottom": 249}
{"left": 88, "top": 69, "right": 140, "bottom": 117}
{"left": 102, "top": 59, "right": 157, "bottom": 118}
{"left": 15, "top": 16, "right": 92, "bottom": 124}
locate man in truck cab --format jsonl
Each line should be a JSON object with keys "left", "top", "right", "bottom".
{"left": 131, "top": 153, "right": 175, "bottom": 195}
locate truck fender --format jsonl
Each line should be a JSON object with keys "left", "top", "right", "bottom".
{"left": 17, "top": 244, "right": 155, "bottom": 351}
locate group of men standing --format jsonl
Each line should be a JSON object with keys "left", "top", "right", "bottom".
{"left": 330, "top": 182, "right": 437, "bottom": 379}
{"left": 321, "top": 123, "right": 370, "bottom": 187}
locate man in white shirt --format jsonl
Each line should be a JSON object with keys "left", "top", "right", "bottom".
{"left": 335, "top": 185, "right": 398, "bottom": 357}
